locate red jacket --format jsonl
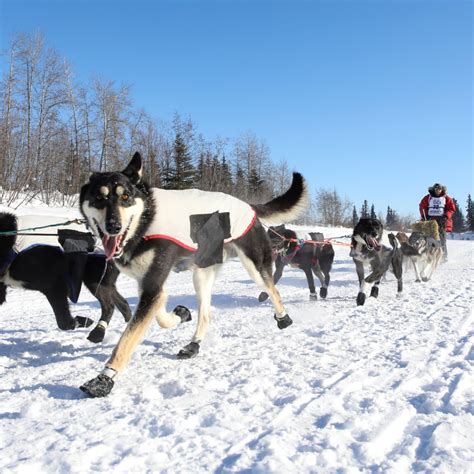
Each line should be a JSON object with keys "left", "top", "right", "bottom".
{"left": 419, "top": 186, "right": 456, "bottom": 232}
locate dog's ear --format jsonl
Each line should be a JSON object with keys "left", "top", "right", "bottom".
{"left": 122, "top": 152, "right": 143, "bottom": 184}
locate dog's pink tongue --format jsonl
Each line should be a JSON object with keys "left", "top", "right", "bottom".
{"left": 102, "top": 235, "right": 119, "bottom": 261}
{"left": 367, "top": 236, "right": 381, "bottom": 251}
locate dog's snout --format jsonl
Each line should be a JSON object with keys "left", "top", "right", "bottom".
{"left": 105, "top": 220, "right": 122, "bottom": 234}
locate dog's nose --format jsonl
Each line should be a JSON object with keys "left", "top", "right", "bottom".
{"left": 106, "top": 220, "right": 122, "bottom": 234}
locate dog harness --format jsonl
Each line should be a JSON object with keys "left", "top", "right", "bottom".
{"left": 144, "top": 188, "right": 257, "bottom": 267}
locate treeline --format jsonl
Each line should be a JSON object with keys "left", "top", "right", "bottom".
{"left": 0, "top": 33, "right": 293, "bottom": 209}
{"left": 1, "top": 33, "right": 471, "bottom": 231}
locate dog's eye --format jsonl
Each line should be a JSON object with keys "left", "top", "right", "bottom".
{"left": 121, "top": 194, "right": 130, "bottom": 201}
{"left": 96, "top": 194, "right": 104, "bottom": 201}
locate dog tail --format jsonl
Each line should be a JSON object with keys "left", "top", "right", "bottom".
{"left": 0, "top": 212, "right": 17, "bottom": 264}
{"left": 252, "top": 172, "right": 309, "bottom": 224}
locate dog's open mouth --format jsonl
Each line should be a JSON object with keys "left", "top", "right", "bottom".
{"left": 365, "top": 235, "right": 381, "bottom": 251}
{"left": 102, "top": 233, "right": 126, "bottom": 260}
{"left": 94, "top": 218, "right": 131, "bottom": 261}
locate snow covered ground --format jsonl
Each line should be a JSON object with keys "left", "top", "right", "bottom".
{"left": 0, "top": 205, "right": 473, "bottom": 473}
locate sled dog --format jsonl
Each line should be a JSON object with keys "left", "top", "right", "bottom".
{"left": 349, "top": 218, "right": 403, "bottom": 306}
{"left": 399, "top": 231, "right": 443, "bottom": 282}
{"left": 0, "top": 212, "right": 131, "bottom": 342}
{"left": 258, "top": 225, "right": 334, "bottom": 302}
{"left": 79, "top": 152, "right": 308, "bottom": 397}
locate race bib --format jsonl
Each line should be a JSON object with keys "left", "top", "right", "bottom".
{"left": 428, "top": 196, "right": 445, "bottom": 217}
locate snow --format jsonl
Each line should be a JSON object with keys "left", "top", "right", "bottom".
{"left": 0, "top": 204, "right": 473, "bottom": 473}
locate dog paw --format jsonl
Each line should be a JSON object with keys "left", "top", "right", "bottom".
{"left": 319, "top": 287, "right": 328, "bottom": 299}
{"left": 87, "top": 325, "right": 105, "bottom": 343}
{"left": 415, "top": 279, "right": 421, "bottom": 283}
{"left": 309, "top": 293, "right": 317, "bottom": 301}
{"left": 274, "top": 314, "right": 293, "bottom": 330}
{"left": 80, "top": 374, "right": 114, "bottom": 398}
{"left": 177, "top": 342, "right": 200, "bottom": 359}
{"left": 258, "top": 291, "right": 269, "bottom": 302}
{"left": 74, "top": 316, "right": 94, "bottom": 328}
{"left": 356, "top": 292, "right": 366, "bottom": 306}
{"left": 422, "top": 277, "right": 429, "bottom": 282}
{"left": 173, "top": 305, "right": 192, "bottom": 323}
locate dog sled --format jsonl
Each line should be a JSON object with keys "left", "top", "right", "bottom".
{"left": 410, "top": 219, "right": 439, "bottom": 240}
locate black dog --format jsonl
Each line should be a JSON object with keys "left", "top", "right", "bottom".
{"left": 259, "top": 225, "right": 334, "bottom": 301}
{"left": 349, "top": 218, "right": 403, "bottom": 306}
{"left": 0, "top": 212, "right": 131, "bottom": 342}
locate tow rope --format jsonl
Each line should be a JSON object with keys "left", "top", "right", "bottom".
{"left": 0, "top": 218, "right": 87, "bottom": 236}
{"left": 266, "top": 225, "right": 353, "bottom": 248}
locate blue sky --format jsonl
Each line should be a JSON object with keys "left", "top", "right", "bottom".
{"left": 0, "top": 0, "right": 472, "bottom": 217}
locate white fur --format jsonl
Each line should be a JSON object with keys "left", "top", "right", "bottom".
{"left": 1, "top": 272, "right": 25, "bottom": 289}
{"left": 117, "top": 248, "right": 155, "bottom": 284}
{"left": 191, "top": 265, "right": 220, "bottom": 342}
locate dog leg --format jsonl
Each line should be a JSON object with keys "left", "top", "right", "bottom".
{"left": 259, "top": 258, "right": 284, "bottom": 303}
{"left": 153, "top": 289, "right": 186, "bottom": 329}
{"left": 392, "top": 253, "right": 403, "bottom": 293}
{"left": 235, "top": 246, "right": 292, "bottom": 329}
{"left": 354, "top": 260, "right": 367, "bottom": 306}
{"left": 87, "top": 296, "right": 114, "bottom": 343}
{"left": 113, "top": 290, "right": 133, "bottom": 322}
{"left": 80, "top": 290, "right": 164, "bottom": 397}
{"left": 44, "top": 288, "right": 93, "bottom": 330}
{"left": 412, "top": 259, "right": 422, "bottom": 282}
{"left": 303, "top": 266, "right": 317, "bottom": 300}
{"left": 312, "top": 265, "right": 327, "bottom": 299}
{"left": 177, "top": 265, "right": 219, "bottom": 359}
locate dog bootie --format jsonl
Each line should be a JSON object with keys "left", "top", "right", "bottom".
{"left": 177, "top": 342, "right": 200, "bottom": 359}
{"left": 274, "top": 314, "right": 293, "bottom": 330}
{"left": 258, "top": 291, "right": 269, "bottom": 302}
{"left": 80, "top": 374, "right": 115, "bottom": 398}
{"left": 173, "top": 305, "right": 192, "bottom": 323}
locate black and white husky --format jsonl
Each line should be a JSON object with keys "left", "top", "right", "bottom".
{"left": 0, "top": 212, "right": 131, "bottom": 342}
{"left": 79, "top": 152, "right": 308, "bottom": 397}
{"left": 349, "top": 218, "right": 403, "bottom": 306}
{"left": 400, "top": 231, "right": 443, "bottom": 282}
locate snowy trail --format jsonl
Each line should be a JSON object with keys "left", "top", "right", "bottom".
{"left": 0, "top": 222, "right": 473, "bottom": 473}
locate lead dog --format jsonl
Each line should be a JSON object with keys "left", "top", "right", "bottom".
{"left": 0, "top": 212, "right": 131, "bottom": 342}
{"left": 349, "top": 218, "right": 403, "bottom": 306}
{"left": 258, "top": 225, "right": 334, "bottom": 301}
{"left": 79, "top": 152, "right": 308, "bottom": 397}
{"left": 399, "top": 231, "right": 443, "bottom": 282}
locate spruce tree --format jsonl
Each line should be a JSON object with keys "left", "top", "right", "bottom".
{"left": 361, "top": 200, "right": 369, "bottom": 218}
{"left": 386, "top": 206, "right": 393, "bottom": 228}
{"left": 451, "top": 198, "right": 465, "bottom": 232}
{"left": 220, "top": 156, "right": 233, "bottom": 194}
{"left": 466, "top": 194, "right": 474, "bottom": 231}
{"left": 247, "top": 167, "right": 262, "bottom": 198}
{"left": 352, "top": 205, "right": 359, "bottom": 227}
{"left": 370, "top": 204, "right": 377, "bottom": 219}
{"left": 234, "top": 164, "right": 246, "bottom": 199}
{"left": 171, "top": 130, "right": 195, "bottom": 189}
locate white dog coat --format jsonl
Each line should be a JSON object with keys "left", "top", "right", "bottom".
{"left": 144, "top": 188, "right": 257, "bottom": 252}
